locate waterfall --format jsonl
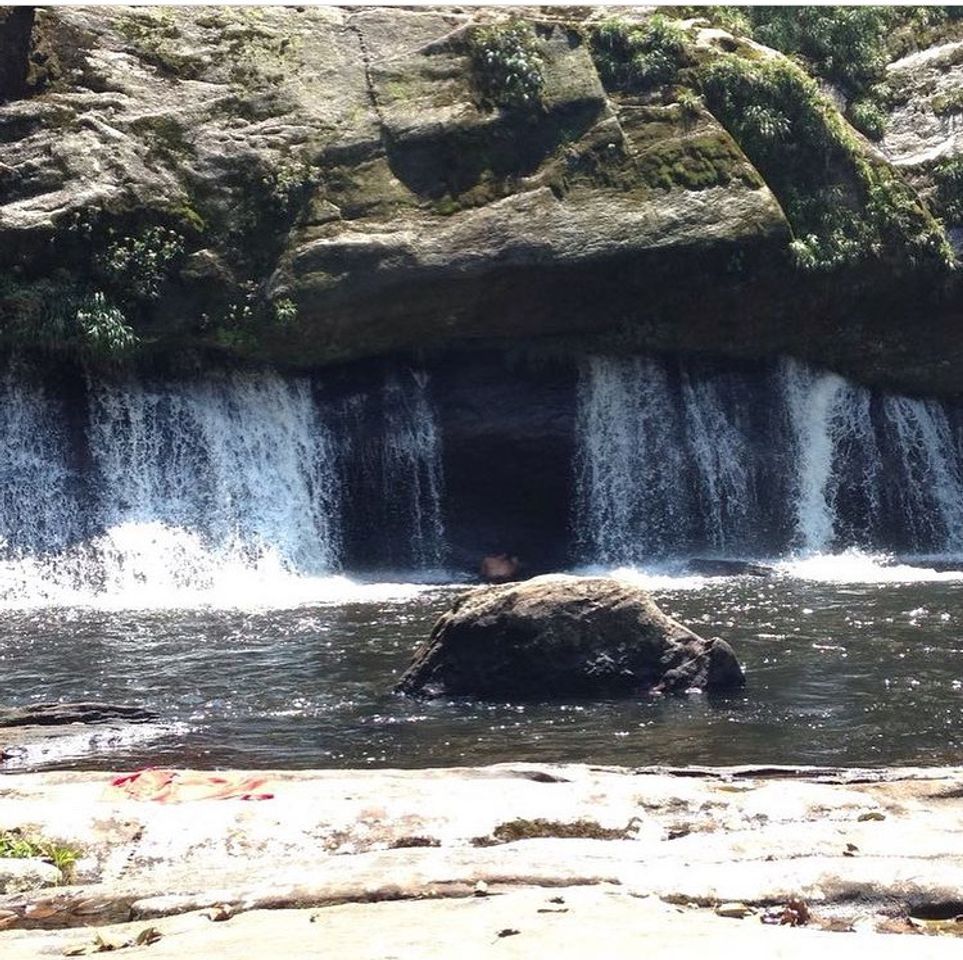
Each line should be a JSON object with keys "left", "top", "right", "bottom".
{"left": 575, "top": 356, "right": 687, "bottom": 563}
{"left": 781, "top": 359, "right": 880, "bottom": 554}
{"left": 680, "top": 367, "right": 756, "bottom": 553}
{"left": 882, "top": 395, "right": 963, "bottom": 551}
{"left": 575, "top": 353, "right": 963, "bottom": 564}
{"left": 0, "top": 363, "right": 85, "bottom": 558}
{"left": 339, "top": 369, "right": 446, "bottom": 571}
{"left": 0, "top": 367, "right": 345, "bottom": 606}
{"left": 86, "top": 372, "right": 341, "bottom": 594}
{"left": 781, "top": 359, "right": 963, "bottom": 555}
{"left": 381, "top": 371, "right": 445, "bottom": 570}
{"left": 574, "top": 356, "right": 756, "bottom": 563}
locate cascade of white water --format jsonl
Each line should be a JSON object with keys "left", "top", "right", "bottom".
{"left": 882, "top": 395, "right": 963, "bottom": 551}
{"left": 0, "top": 368, "right": 344, "bottom": 606}
{"left": 680, "top": 368, "right": 754, "bottom": 553}
{"left": 576, "top": 356, "right": 767, "bottom": 562}
{"left": 781, "top": 359, "right": 880, "bottom": 554}
{"left": 575, "top": 356, "right": 689, "bottom": 562}
{"left": 86, "top": 371, "right": 342, "bottom": 592}
{"left": 381, "top": 370, "right": 446, "bottom": 570}
{"left": 0, "top": 363, "right": 84, "bottom": 556}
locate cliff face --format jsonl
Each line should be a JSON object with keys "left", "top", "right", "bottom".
{"left": 0, "top": 6, "right": 961, "bottom": 396}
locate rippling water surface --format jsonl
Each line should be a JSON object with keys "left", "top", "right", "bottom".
{"left": 4, "top": 563, "right": 963, "bottom": 770}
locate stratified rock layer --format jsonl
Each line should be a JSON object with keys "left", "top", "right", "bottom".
{"left": 1, "top": 7, "right": 962, "bottom": 396}
{"left": 395, "top": 575, "right": 745, "bottom": 699}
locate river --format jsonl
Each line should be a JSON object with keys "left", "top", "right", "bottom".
{"left": 4, "top": 557, "right": 962, "bottom": 771}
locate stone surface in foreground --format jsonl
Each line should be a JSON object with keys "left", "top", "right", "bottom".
{"left": 1, "top": 763, "right": 962, "bottom": 955}
{"left": 396, "top": 575, "right": 745, "bottom": 699}
{"left": 5, "top": 887, "right": 963, "bottom": 960}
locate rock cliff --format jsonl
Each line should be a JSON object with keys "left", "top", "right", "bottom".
{"left": 0, "top": 6, "right": 961, "bottom": 396}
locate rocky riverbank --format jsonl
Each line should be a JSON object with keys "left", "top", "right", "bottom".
{"left": 1, "top": 763, "right": 962, "bottom": 956}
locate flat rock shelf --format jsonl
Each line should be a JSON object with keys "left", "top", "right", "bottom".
{"left": 1, "top": 764, "right": 962, "bottom": 957}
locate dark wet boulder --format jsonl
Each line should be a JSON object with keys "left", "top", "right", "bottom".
{"left": 686, "top": 558, "right": 774, "bottom": 578}
{"left": 396, "top": 575, "right": 745, "bottom": 700}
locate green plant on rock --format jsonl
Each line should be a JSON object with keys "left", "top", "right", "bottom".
{"left": 272, "top": 297, "right": 297, "bottom": 327}
{"left": 847, "top": 98, "right": 888, "bottom": 140}
{"left": 0, "top": 830, "right": 80, "bottom": 883}
{"left": 0, "top": 273, "right": 78, "bottom": 347}
{"left": 931, "top": 88, "right": 963, "bottom": 116}
{"left": 747, "top": 6, "right": 892, "bottom": 98}
{"left": 263, "top": 159, "right": 316, "bottom": 218}
{"left": 933, "top": 158, "right": 963, "bottom": 223}
{"left": 74, "top": 292, "right": 139, "bottom": 355}
{"left": 467, "top": 19, "right": 545, "bottom": 109}
{"left": 589, "top": 15, "right": 690, "bottom": 93}
{"left": 666, "top": 6, "right": 751, "bottom": 36}
{"left": 101, "top": 226, "right": 183, "bottom": 300}
{"left": 700, "top": 53, "right": 951, "bottom": 272}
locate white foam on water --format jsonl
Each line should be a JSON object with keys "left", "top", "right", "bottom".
{"left": 775, "top": 550, "right": 963, "bottom": 584}
{"left": 572, "top": 563, "right": 712, "bottom": 592}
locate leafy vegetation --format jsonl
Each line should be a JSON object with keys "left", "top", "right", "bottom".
{"left": 931, "top": 88, "right": 963, "bottom": 116}
{"left": 0, "top": 829, "right": 80, "bottom": 882}
{"left": 589, "top": 15, "right": 690, "bottom": 93}
{"left": 100, "top": 226, "right": 184, "bottom": 301}
{"left": 699, "top": 54, "right": 951, "bottom": 271}
{"left": 74, "top": 292, "right": 139, "bottom": 354}
{"left": 933, "top": 158, "right": 963, "bottom": 223}
{"left": 747, "top": 7, "right": 892, "bottom": 98}
{"left": 847, "top": 98, "right": 888, "bottom": 140}
{"left": 467, "top": 19, "right": 545, "bottom": 109}
{"left": 272, "top": 297, "right": 297, "bottom": 327}
{"left": 668, "top": 6, "right": 751, "bottom": 36}
{"left": 0, "top": 274, "right": 139, "bottom": 359}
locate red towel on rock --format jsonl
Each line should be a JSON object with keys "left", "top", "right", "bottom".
{"left": 104, "top": 769, "right": 274, "bottom": 803}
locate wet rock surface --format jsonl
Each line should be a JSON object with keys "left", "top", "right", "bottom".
{"left": 0, "top": 763, "right": 961, "bottom": 955}
{"left": 396, "top": 575, "right": 745, "bottom": 699}
{"left": 0, "top": 702, "right": 163, "bottom": 771}
{"left": 1, "top": 7, "right": 962, "bottom": 396}
{"left": 0, "top": 703, "right": 157, "bottom": 728}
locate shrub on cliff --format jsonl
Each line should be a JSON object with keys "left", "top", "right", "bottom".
{"left": 847, "top": 98, "right": 888, "bottom": 141}
{"left": 748, "top": 6, "right": 892, "bottom": 98}
{"left": 467, "top": 20, "right": 545, "bottom": 109}
{"left": 73, "top": 292, "right": 139, "bottom": 355}
{"left": 933, "top": 158, "right": 963, "bottom": 224}
{"left": 0, "top": 276, "right": 138, "bottom": 358}
{"left": 700, "top": 54, "right": 952, "bottom": 272}
{"left": 589, "top": 15, "right": 690, "bottom": 93}
{"left": 100, "top": 226, "right": 184, "bottom": 301}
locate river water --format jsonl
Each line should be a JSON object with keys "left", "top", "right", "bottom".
{"left": 2, "top": 356, "right": 963, "bottom": 771}
{"left": 4, "top": 559, "right": 962, "bottom": 771}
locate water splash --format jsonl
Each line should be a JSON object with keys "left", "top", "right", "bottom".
{"left": 776, "top": 549, "right": 963, "bottom": 584}
{"left": 0, "top": 369, "right": 345, "bottom": 608}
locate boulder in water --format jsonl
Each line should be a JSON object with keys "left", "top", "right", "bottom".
{"left": 686, "top": 559, "right": 774, "bottom": 578}
{"left": 396, "top": 575, "right": 745, "bottom": 700}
